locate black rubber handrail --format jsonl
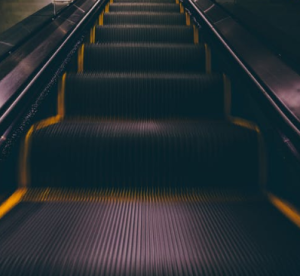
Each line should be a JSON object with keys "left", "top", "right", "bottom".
{"left": 185, "top": 0, "right": 300, "bottom": 153}
{"left": 0, "top": 0, "right": 106, "bottom": 140}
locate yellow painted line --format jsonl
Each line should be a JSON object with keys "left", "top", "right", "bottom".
{"left": 19, "top": 126, "right": 34, "bottom": 187}
{"left": 204, "top": 43, "right": 211, "bottom": 74}
{"left": 99, "top": 11, "right": 104, "bottom": 25}
{"left": 0, "top": 189, "right": 27, "bottom": 220}
{"left": 105, "top": 3, "right": 109, "bottom": 12}
{"left": 223, "top": 74, "right": 231, "bottom": 118}
{"left": 18, "top": 115, "right": 63, "bottom": 187}
{"left": 193, "top": 25, "right": 199, "bottom": 44}
{"left": 57, "top": 73, "right": 66, "bottom": 118}
{"left": 110, "top": 0, "right": 113, "bottom": 3}
{"left": 90, "top": 26, "right": 96, "bottom": 44}
{"left": 185, "top": 12, "right": 190, "bottom": 26}
{"left": 176, "top": 0, "right": 179, "bottom": 4}
{"left": 230, "top": 117, "right": 267, "bottom": 188}
{"left": 269, "top": 194, "right": 300, "bottom": 229}
{"left": 35, "top": 115, "right": 63, "bottom": 131}
{"left": 180, "top": 3, "right": 184, "bottom": 13}
{"left": 77, "top": 44, "right": 84, "bottom": 73}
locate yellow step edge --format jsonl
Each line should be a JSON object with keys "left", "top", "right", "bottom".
{"left": 77, "top": 44, "right": 84, "bottom": 73}
{"left": 193, "top": 25, "right": 199, "bottom": 44}
{"left": 229, "top": 117, "right": 267, "bottom": 188}
{"left": 268, "top": 193, "right": 300, "bottom": 229}
{"left": 0, "top": 189, "right": 27, "bottom": 220}
{"left": 185, "top": 12, "right": 190, "bottom": 26}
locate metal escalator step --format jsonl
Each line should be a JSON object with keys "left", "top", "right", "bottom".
{"left": 109, "top": 3, "right": 180, "bottom": 12}
{"left": 83, "top": 43, "right": 205, "bottom": 72}
{"left": 95, "top": 25, "right": 193, "bottom": 43}
{"left": 65, "top": 73, "right": 224, "bottom": 119}
{"left": 28, "top": 120, "right": 259, "bottom": 188}
{"left": 103, "top": 12, "right": 186, "bottom": 25}
{"left": 1, "top": 190, "right": 300, "bottom": 275}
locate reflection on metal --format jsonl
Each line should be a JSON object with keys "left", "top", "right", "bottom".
{"left": 53, "top": 0, "right": 74, "bottom": 16}
{"left": 204, "top": 43, "right": 211, "bottom": 73}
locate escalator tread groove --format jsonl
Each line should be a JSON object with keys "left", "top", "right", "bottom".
{"left": 0, "top": 0, "right": 298, "bottom": 274}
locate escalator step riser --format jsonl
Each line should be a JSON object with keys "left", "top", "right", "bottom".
{"left": 103, "top": 13, "right": 186, "bottom": 25}
{"left": 84, "top": 44, "right": 205, "bottom": 72}
{"left": 95, "top": 26, "right": 194, "bottom": 43}
{"left": 109, "top": 4, "right": 180, "bottom": 12}
{"left": 65, "top": 73, "right": 224, "bottom": 119}
{"left": 29, "top": 121, "right": 259, "bottom": 188}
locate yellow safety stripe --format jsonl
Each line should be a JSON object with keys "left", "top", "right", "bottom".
{"left": 21, "top": 188, "right": 258, "bottom": 203}
{"left": 230, "top": 117, "right": 267, "bottom": 188}
{"left": 193, "top": 25, "right": 199, "bottom": 44}
{"left": 57, "top": 73, "right": 66, "bottom": 118}
{"left": 185, "top": 12, "right": 190, "bottom": 26}
{"left": 269, "top": 193, "right": 300, "bottom": 229}
{"left": 99, "top": 11, "right": 104, "bottom": 25}
{"left": 180, "top": 3, "right": 184, "bottom": 13}
{"left": 0, "top": 189, "right": 27, "bottom": 220}
{"left": 77, "top": 44, "right": 85, "bottom": 73}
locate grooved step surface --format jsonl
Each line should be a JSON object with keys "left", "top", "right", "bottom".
{"left": 29, "top": 120, "right": 259, "bottom": 188}
{"left": 95, "top": 25, "right": 193, "bottom": 43}
{"left": 103, "top": 12, "right": 186, "bottom": 25}
{"left": 0, "top": 191, "right": 300, "bottom": 276}
{"left": 109, "top": 3, "right": 180, "bottom": 12}
{"left": 65, "top": 73, "right": 224, "bottom": 119}
{"left": 84, "top": 43, "right": 205, "bottom": 72}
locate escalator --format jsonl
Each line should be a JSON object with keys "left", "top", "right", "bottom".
{"left": 0, "top": 0, "right": 300, "bottom": 275}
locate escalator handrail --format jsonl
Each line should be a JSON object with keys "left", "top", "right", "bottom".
{"left": 185, "top": 0, "right": 300, "bottom": 151}
{"left": 0, "top": 0, "right": 106, "bottom": 141}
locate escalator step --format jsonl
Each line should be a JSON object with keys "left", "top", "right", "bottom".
{"left": 65, "top": 73, "right": 224, "bottom": 119}
{"left": 28, "top": 120, "right": 259, "bottom": 188}
{"left": 83, "top": 43, "right": 205, "bottom": 72}
{"left": 103, "top": 12, "right": 186, "bottom": 25}
{"left": 95, "top": 25, "right": 193, "bottom": 43}
{"left": 2, "top": 194, "right": 300, "bottom": 276}
{"left": 109, "top": 3, "right": 180, "bottom": 13}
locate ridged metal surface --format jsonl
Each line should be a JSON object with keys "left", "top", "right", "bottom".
{"left": 95, "top": 25, "right": 193, "bottom": 43}
{"left": 84, "top": 43, "right": 205, "bottom": 72}
{"left": 65, "top": 73, "right": 224, "bottom": 119}
{"left": 29, "top": 120, "right": 259, "bottom": 188}
{"left": 0, "top": 191, "right": 300, "bottom": 275}
{"left": 109, "top": 3, "right": 180, "bottom": 12}
{"left": 103, "top": 12, "right": 186, "bottom": 25}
